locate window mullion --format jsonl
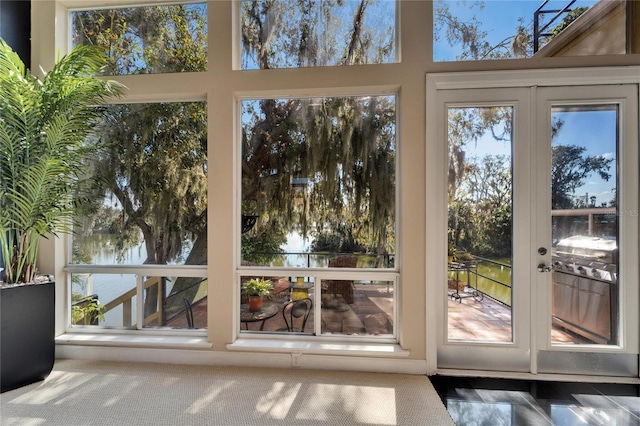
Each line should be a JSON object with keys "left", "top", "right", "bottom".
{"left": 136, "top": 274, "right": 144, "bottom": 330}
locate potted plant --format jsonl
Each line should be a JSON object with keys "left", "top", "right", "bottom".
{"left": 242, "top": 278, "right": 273, "bottom": 311}
{"left": 448, "top": 241, "right": 455, "bottom": 264}
{"left": 0, "top": 38, "right": 123, "bottom": 392}
{"left": 71, "top": 293, "right": 105, "bottom": 325}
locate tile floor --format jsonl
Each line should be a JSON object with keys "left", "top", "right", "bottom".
{"left": 430, "top": 375, "right": 640, "bottom": 425}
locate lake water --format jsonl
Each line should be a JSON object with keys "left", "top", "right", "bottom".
{"left": 472, "top": 259, "right": 512, "bottom": 305}
{"left": 449, "top": 258, "right": 512, "bottom": 306}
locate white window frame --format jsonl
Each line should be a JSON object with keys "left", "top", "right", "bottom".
{"left": 62, "top": 2, "right": 210, "bottom": 336}
{"left": 235, "top": 89, "right": 401, "bottom": 343}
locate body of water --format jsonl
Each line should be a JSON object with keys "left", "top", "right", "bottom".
{"left": 450, "top": 258, "right": 512, "bottom": 306}
{"left": 472, "top": 259, "right": 512, "bottom": 306}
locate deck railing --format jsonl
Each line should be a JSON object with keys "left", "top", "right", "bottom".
{"left": 246, "top": 251, "right": 395, "bottom": 268}
{"left": 101, "top": 276, "right": 163, "bottom": 327}
{"left": 460, "top": 256, "right": 513, "bottom": 307}
{"left": 65, "top": 264, "right": 208, "bottom": 329}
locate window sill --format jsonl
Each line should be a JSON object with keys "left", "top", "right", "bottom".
{"left": 227, "top": 338, "right": 409, "bottom": 358}
{"left": 56, "top": 333, "right": 212, "bottom": 350}
{"left": 56, "top": 334, "right": 408, "bottom": 358}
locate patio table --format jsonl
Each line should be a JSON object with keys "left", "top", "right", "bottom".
{"left": 240, "top": 303, "right": 278, "bottom": 330}
{"left": 448, "top": 261, "right": 483, "bottom": 303}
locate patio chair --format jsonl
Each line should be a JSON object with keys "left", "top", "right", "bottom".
{"left": 183, "top": 298, "right": 194, "bottom": 329}
{"left": 282, "top": 298, "right": 312, "bottom": 332}
{"left": 323, "top": 255, "right": 357, "bottom": 304}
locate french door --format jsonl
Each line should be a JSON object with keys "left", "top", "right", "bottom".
{"left": 434, "top": 80, "right": 639, "bottom": 377}
{"left": 533, "top": 85, "right": 639, "bottom": 376}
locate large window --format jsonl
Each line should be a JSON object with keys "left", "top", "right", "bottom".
{"left": 238, "top": 273, "right": 395, "bottom": 337}
{"left": 240, "top": 0, "right": 397, "bottom": 69}
{"left": 241, "top": 95, "right": 396, "bottom": 269}
{"left": 71, "top": 273, "right": 207, "bottom": 329}
{"left": 239, "top": 94, "right": 397, "bottom": 338}
{"left": 73, "top": 102, "right": 208, "bottom": 267}
{"left": 70, "top": 101, "right": 208, "bottom": 330}
{"left": 68, "top": 2, "right": 209, "bottom": 331}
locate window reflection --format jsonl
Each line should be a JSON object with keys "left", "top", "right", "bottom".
{"left": 550, "top": 105, "right": 619, "bottom": 345}
{"left": 434, "top": 0, "right": 637, "bottom": 62}
{"left": 72, "top": 3, "right": 208, "bottom": 75}
{"left": 240, "top": 0, "right": 397, "bottom": 69}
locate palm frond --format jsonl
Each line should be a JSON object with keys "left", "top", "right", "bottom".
{"left": 0, "top": 37, "right": 124, "bottom": 283}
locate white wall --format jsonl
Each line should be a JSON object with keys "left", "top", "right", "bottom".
{"left": 32, "top": 0, "right": 640, "bottom": 375}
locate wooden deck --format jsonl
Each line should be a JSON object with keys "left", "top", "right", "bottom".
{"left": 167, "top": 284, "right": 394, "bottom": 336}
{"left": 448, "top": 293, "right": 591, "bottom": 344}
{"left": 168, "top": 285, "right": 587, "bottom": 344}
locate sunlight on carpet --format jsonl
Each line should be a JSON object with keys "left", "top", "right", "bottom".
{"left": 0, "top": 359, "right": 453, "bottom": 425}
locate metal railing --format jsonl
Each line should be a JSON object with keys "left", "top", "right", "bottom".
{"left": 534, "top": 0, "right": 578, "bottom": 53}
{"left": 472, "top": 256, "right": 512, "bottom": 288}
{"left": 454, "top": 255, "right": 512, "bottom": 306}
{"left": 246, "top": 251, "right": 395, "bottom": 268}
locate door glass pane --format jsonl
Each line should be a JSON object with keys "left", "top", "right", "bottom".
{"left": 550, "top": 105, "right": 618, "bottom": 345}
{"left": 447, "top": 106, "right": 513, "bottom": 343}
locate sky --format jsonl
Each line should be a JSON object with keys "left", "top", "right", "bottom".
{"left": 464, "top": 107, "right": 617, "bottom": 208}
{"left": 552, "top": 109, "right": 617, "bottom": 207}
{"left": 434, "top": 0, "right": 598, "bottom": 61}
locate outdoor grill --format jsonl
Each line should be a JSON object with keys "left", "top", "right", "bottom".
{"left": 551, "top": 235, "right": 618, "bottom": 344}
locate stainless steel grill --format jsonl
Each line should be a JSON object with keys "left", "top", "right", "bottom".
{"left": 551, "top": 236, "right": 618, "bottom": 344}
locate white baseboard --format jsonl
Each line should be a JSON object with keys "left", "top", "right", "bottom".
{"left": 56, "top": 343, "right": 427, "bottom": 375}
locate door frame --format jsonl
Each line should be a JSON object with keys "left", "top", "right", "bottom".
{"left": 425, "top": 67, "right": 640, "bottom": 379}
{"left": 432, "top": 87, "right": 533, "bottom": 373}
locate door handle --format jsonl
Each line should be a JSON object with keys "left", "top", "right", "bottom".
{"left": 537, "top": 263, "right": 552, "bottom": 272}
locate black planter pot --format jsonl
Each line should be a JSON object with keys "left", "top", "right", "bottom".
{"left": 1, "top": 281, "right": 55, "bottom": 392}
